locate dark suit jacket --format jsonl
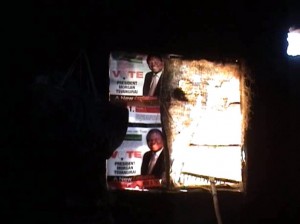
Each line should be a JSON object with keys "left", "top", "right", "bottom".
{"left": 142, "top": 71, "right": 163, "bottom": 96}
{"left": 141, "top": 149, "right": 165, "bottom": 178}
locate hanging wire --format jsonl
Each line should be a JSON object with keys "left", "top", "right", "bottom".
{"left": 210, "top": 177, "right": 223, "bottom": 224}
{"left": 57, "top": 50, "right": 99, "bottom": 102}
{"left": 83, "top": 50, "right": 99, "bottom": 101}
{"left": 58, "top": 52, "right": 81, "bottom": 88}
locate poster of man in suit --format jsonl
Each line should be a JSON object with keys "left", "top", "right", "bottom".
{"left": 109, "top": 52, "right": 164, "bottom": 124}
{"left": 109, "top": 52, "right": 165, "bottom": 99}
{"left": 140, "top": 129, "right": 165, "bottom": 179}
{"left": 142, "top": 54, "right": 165, "bottom": 97}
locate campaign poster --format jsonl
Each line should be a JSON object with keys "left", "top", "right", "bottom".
{"left": 106, "top": 127, "right": 164, "bottom": 190}
{"left": 107, "top": 52, "right": 165, "bottom": 190}
{"left": 109, "top": 52, "right": 147, "bottom": 97}
{"left": 109, "top": 51, "right": 166, "bottom": 124}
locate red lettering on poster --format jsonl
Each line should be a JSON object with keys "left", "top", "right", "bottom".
{"left": 126, "top": 151, "right": 142, "bottom": 158}
{"left": 136, "top": 71, "right": 143, "bottom": 78}
{"left": 128, "top": 71, "right": 144, "bottom": 78}
{"left": 112, "top": 70, "right": 121, "bottom": 78}
{"left": 111, "top": 151, "right": 118, "bottom": 159}
{"left": 111, "top": 151, "right": 142, "bottom": 159}
{"left": 112, "top": 70, "right": 144, "bottom": 79}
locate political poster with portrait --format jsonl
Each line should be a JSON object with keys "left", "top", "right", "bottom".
{"left": 107, "top": 52, "right": 166, "bottom": 190}
{"left": 109, "top": 52, "right": 147, "bottom": 98}
{"left": 109, "top": 51, "right": 165, "bottom": 124}
{"left": 106, "top": 126, "right": 164, "bottom": 190}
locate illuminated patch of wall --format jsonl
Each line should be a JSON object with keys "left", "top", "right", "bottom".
{"left": 161, "top": 59, "right": 250, "bottom": 191}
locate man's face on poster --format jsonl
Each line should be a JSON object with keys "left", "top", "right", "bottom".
{"left": 147, "top": 56, "right": 164, "bottom": 74}
{"left": 147, "top": 132, "right": 163, "bottom": 152}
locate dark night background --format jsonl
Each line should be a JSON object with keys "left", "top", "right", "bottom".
{"left": 3, "top": 0, "right": 300, "bottom": 223}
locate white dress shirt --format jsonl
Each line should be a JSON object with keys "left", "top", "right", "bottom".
{"left": 148, "top": 70, "right": 163, "bottom": 96}
{"left": 147, "top": 148, "right": 163, "bottom": 174}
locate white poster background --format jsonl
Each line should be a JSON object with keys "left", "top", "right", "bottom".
{"left": 127, "top": 106, "right": 161, "bottom": 124}
{"left": 109, "top": 53, "right": 150, "bottom": 96}
{"left": 106, "top": 126, "right": 162, "bottom": 177}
